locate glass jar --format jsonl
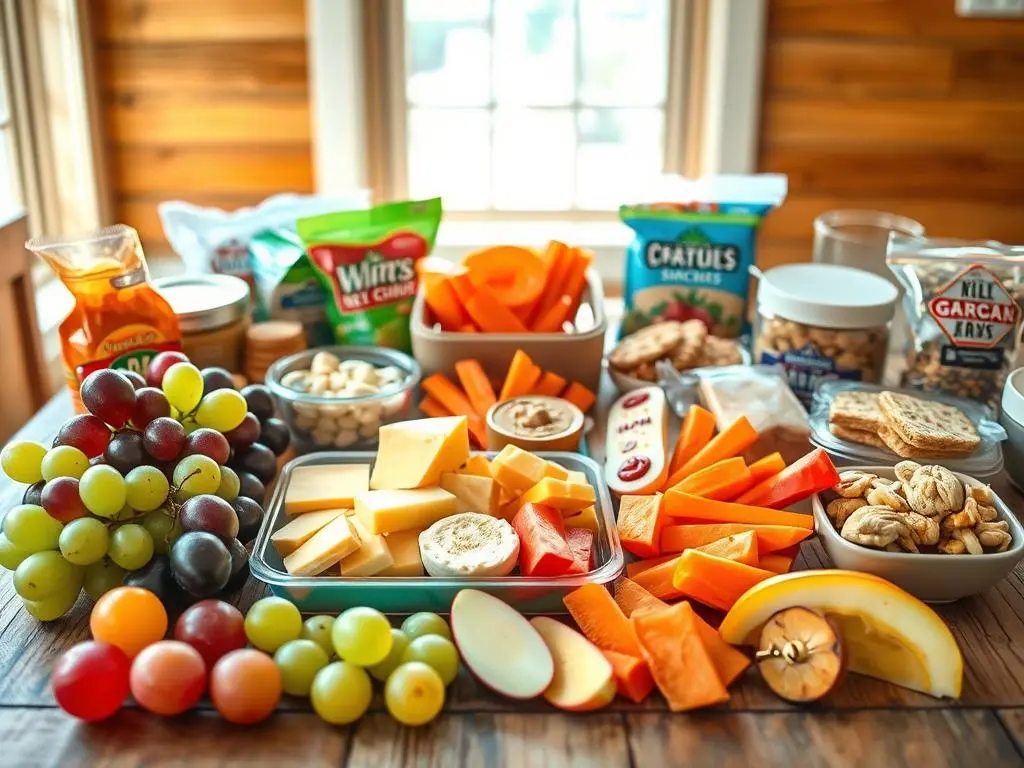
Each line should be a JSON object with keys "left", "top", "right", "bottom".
{"left": 752, "top": 263, "right": 899, "bottom": 405}
{"left": 154, "top": 274, "right": 251, "bottom": 371}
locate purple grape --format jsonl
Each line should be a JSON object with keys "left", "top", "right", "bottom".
{"left": 201, "top": 367, "right": 236, "bottom": 396}
{"left": 120, "top": 370, "right": 148, "bottom": 390}
{"left": 143, "top": 417, "right": 186, "bottom": 462}
{"left": 236, "top": 472, "right": 265, "bottom": 505}
{"left": 22, "top": 480, "right": 45, "bottom": 506}
{"left": 231, "top": 497, "right": 264, "bottom": 544}
{"left": 123, "top": 555, "right": 194, "bottom": 615}
{"left": 257, "top": 417, "right": 290, "bottom": 456}
{"left": 80, "top": 369, "right": 137, "bottom": 429}
{"left": 146, "top": 351, "right": 190, "bottom": 388}
{"left": 41, "top": 477, "right": 88, "bottom": 522}
{"left": 184, "top": 428, "right": 230, "bottom": 465}
{"left": 56, "top": 414, "right": 113, "bottom": 458}
{"left": 231, "top": 443, "right": 276, "bottom": 485}
{"left": 131, "top": 387, "right": 171, "bottom": 429}
{"left": 104, "top": 429, "right": 146, "bottom": 474}
{"left": 221, "top": 538, "right": 250, "bottom": 594}
{"left": 169, "top": 532, "right": 232, "bottom": 598}
{"left": 223, "top": 413, "right": 261, "bottom": 450}
{"left": 240, "top": 384, "right": 274, "bottom": 421}
{"left": 179, "top": 494, "right": 239, "bottom": 541}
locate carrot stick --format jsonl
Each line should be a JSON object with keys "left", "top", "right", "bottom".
{"left": 561, "top": 381, "right": 596, "bottom": 413}
{"left": 629, "top": 555, "right": 684, "bottom": 600}
{"left": 667, "top": 405, "right": 716, "bottom": 479}
{"left": 563, "top": 583, "right": 644, "bottom": 657}
{"left": 454, "top": 359, "right": 497, "bottom": 419}
{"left": 613, "top": 576, "right": 669, "bottom": 618}
{"left": 746, "top": 452, "right": 786, "bottom": 487}
{"left": 423, "top": 278, "right": 468, "bottom": 331}
{"left": 671, "top": 550, "right": 774, "bottom": 612}
{"left": 625, "top": 554, "right": 678, "bottom": 578}
{"left": 759, "top": 552, "right": 795, "bottom": 574}
{"left": 419, "top": 397, "right": 452, "bottom": 419}
{"left": 665, "top": 416, "right": 759, "bottom": 488}
{"left": 602, "top": 649, "right": 656, "bottom": 704}
{"left": 532, "top": 295, "right": 574, "bottom": 333}
{"left": 463, "top": 286, "right": 529, "bottom": 333}
{"left": 562, "top": 249, "right": 593, "bottom": 318}
{"left": 663, "top": 491, "right": 814, "bottom": 530}
{"left": 530, "top": 371, "right": 567, "bottom": 397}
{"left": 527, "top": 241, "right": 575, "bottom": 326}
{"left": 499, "top": 350, "right": 542, "bottom": 401}
{"left": 672, "top": 457, "right": 752, "bottom": 501}
{"left": 420, "top": 373, "right": 488, "bottom": 447}
{"left": 660, "top": 523, "right": 812, "bottom": 554}
{"left": 695, "top": 530, "right": 759, "bottom": 567}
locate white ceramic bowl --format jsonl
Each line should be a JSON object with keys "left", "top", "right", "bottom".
{"left": 1000, "top": 367, "right": 1024, "bottom": 492}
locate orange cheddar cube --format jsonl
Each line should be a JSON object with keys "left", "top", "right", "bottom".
{"left": 491, "top": 444, "right": 548, "bottom": 494}
{"left": 517, "top": 478, "right": 595, "bottom": 515}
{"left": 563, "top": 504, "right": 598, "bottom": 533}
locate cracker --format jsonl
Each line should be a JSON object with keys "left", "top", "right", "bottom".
{"left": 608, "top": 321, "right": 687, "bottom": 371}
{"left": 669, "top": 320, "right": 709, "bottom": 370}
{"left": 877, "top": 423, "right": 972, "bottom": 459}
{"left": 694, "top": 334, "right": 743, "bottom": 368}
{"left": 878, "top": 391, "right": 980, "bottom": 453}
{"left": 829, "top": 423, "right": 887, "bottom": 450}
{"left": 829, "top": 391, "right": 884, "bottom": 432}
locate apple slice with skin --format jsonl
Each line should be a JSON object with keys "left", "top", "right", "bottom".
{"left": 529, "top": 617, "right": 616, "bottom": 712}
{"left": 450, "top": 589, "right": 554, "bottom": 699}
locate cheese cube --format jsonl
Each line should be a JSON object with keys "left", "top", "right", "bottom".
{"left": 285, "top": 464, "right": 370, "bottom": 514}
{"left": 440, "top": 472, "right": 500, "bottom": 516}
{"left": 355, "top": 487, "right": 457, "bottom": 535}
{"left": 271, "top": 508, "right": 346, "bottom": 555}
{"left": 517, "top": 478, "right": 595, "bottom": 514}
{"left": 459, "top": 455, "right": 493, "bottom": 478}
{"left": 370, "top": 417, "right": 470, "bottom": 490}
{"left": 543, "top": 461, "right": 570, "bottom": 481}
{"left": 378, "top": 529, "right": 425, "bottom": 576}
{"left": 491, "top": 445, "right": 547, "bottom": 494}
{"left": 563, "top": 504, "right": 598, "bottom": 533}
{"left": 283, "top": 515, "right": 361, "bottom": 576}
{"left": 340, "top": 517, "right": 395, "bottom": 576}
{"left": 566, "top": 470, "right": 587, "bottom": 484}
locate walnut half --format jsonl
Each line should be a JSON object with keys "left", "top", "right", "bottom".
{"left": 902, "top": 465, "right": 965, "bottom": 518}
{"left": 841, "top": 506, "right": 911, "bottom": 549}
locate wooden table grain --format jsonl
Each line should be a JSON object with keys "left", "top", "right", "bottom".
{"left": 4, "top": 392, "right": 1024, "bottom": 767}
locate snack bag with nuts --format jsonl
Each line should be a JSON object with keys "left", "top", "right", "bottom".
{"left": 298, "top": 198, "right": 443, "bottom": 352}
{"left": 888, "top": 237, "right": 1024, "bottom": 409}
{"left": 619, "top": 174, "right": 786, "bottom": 338}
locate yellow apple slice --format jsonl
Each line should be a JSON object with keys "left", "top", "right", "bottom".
{"left": 529, "top": 617, "right": 616, "bottom": 712}
{"left": 719, "top": 570, "right": 963, "bottom": 699}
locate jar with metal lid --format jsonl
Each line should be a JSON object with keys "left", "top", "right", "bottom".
{"left": 154, "top": 274, "right": 251, "bottom": 371}
{"left": 752, "top": 263, "right": 899, "bottom": 405}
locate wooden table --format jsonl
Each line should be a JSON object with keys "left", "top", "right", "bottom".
{"left": 4, "top": 394, "right": 1024, "bottom": 767}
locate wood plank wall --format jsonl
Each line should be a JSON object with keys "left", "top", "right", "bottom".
{"left": 92, "top": 0, "right": 314, "bottom": 253}
{"left": 756, "top": 0, "right": 1024, "bottom": 268}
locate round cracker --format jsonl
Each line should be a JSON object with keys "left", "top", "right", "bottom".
{"left": 608, "top": 321, "right": 687, "bottom": 371}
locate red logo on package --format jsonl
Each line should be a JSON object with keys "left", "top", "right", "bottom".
{"left": 928, "top": 264, "right": 1021, "bottom": 349}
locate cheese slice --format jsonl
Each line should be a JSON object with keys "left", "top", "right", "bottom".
{"left": 370, "top": 417, "right": 470, "bottom": 490}
{"left": 491, "top": 444, "right": 547, "bottom": 494}
{"left": 543, "top": 461, "right": 570, "bottom": 481}
{"left": 340, "top": 517, "right": 395, "bottom": 576}
{"left": 378, "top": 529, "right": 425, "bottom": 576}
{"left": 355, "top": 487, "right": 458, "bottom": 535}
{"left": 566, "top": 470, "right": 587, "bottom": 484}
{"left": 440, "top": 472, "right": 500, "bottom": 516}
{"left": 563, "top": 504, "right": 598, "bottom": 533}
{"left": 285, "top": 464, "right": 370, "bottom": 514}
{"left": 283, "top": 515, "right": 361, "bottom": 576}
{"left": 271, "top": 508, "right": 346, "bottom": 555}
{"left": 517, "top": 478, "right": 595, "bottom": 515}
{"left": 458, "top": 455, "right": 493, "bottom": 478}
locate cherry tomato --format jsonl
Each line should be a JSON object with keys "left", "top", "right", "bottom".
{"left": 90, "top": 586, "right": 168, "bottom": 658}
{"left": 51, "top": 641, "right": 131, "bottom": 721}
{"left": 130, "top": 640, "right": 206, "bottom": 716}
{"left": 210, "top": 649, "right": 282, "bottom": 725}
{"left": 174, "top": 599, "right": 246, "bottom": 668}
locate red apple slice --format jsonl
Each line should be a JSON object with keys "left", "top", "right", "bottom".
{"left": 529, "top": 617, "right": 616, "bottom": 712}
{"left": 450, "top": 589, "right": 554, "bottom": 699}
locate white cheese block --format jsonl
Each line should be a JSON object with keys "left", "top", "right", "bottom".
{"left": 418, "top": 512, "right": 520, "bottom": 578}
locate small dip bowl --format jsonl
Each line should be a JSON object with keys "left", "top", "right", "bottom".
{"left": 485, "top": 396, "right": 585, "bottom": 452}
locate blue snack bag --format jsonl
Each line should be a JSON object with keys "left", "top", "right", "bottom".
{"left": 619, "top": 174, "right": 787, "bottom": 338}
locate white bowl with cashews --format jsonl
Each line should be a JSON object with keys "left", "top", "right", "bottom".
{"left": 265, "top": 346, "right": 420, "bottom": 451}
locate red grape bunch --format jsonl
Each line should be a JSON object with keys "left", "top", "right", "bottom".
{"left": 0, "top": 350, "right": 290, "bottom": 621}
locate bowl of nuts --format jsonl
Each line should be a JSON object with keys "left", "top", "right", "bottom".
{"left": 812, "top": 463, "right": 1024, "bottom": 602}
{"left": 266, "top": 346, "right": 420, "bottom": 451}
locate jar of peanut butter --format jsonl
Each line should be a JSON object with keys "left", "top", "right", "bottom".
{"left": 154, "top": 274, "right": 251, "bottom": 371}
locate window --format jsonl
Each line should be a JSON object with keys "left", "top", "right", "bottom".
{"left": 0, "top": 3, "right": 22, "bottom": 219}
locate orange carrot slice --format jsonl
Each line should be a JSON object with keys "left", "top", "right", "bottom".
{"left": 613, "top": 576, "right": 668, "bottom": 618}
{"left": 660, "top": 523, "right": 812, "bottom": 554}
{"left": 563, "top": 583, "right": 643, "bottom": 657}
{"left": 423, "top": 277, "right": 468, "bottom": 330}
{"left": 663, "top": 491, "right": 814, "bottom": 530}
{"left": 499, "top": 349, "right": 542, "bottom": 401}
{"left": 458, "top": 323, "right": 478, "bottom": 333}
{"left": 665, "top": 416, "right": 759, "bottom": 488}
{"left": 625, "top": 554, "right": 677, "bottom": 578}
{"left": 530, "top": 371, "right": 567, "bottom": 397}
{"left": 454, "top": 359, "right": 497, "bottom": 419}
{"left": 668, "top": 405, "right": 717, "bottom": 479}
{"left": 695, "top": 531, "right": 759, "bottom": 567}
{"left": 532, "top": 295, "right": 574, "bottom": 333}
{"left": 562, "top": 249, "right": 593, "bottom": 318}
{"left": 602, "top": 649, "right": 656, "bottom": 704}
{"left": 420, "top": 373, "right": 488, "bottom": 448}
{"left": 527, "top": 241, "right": 576, "bottom": 326}
{"left": 746, "top": 452, "right": 786, "bottom": 486}
{"left": 759, "top": 552, "right": 795, "bottom": 574}
{"left": 734, "top": 448, "right": 839, "bottom": 510}
{"left": 672, "top": 457, "right": 752, "bottom": 501}
{"left": 419, "top": 396, "right": 452, "bottom": 419}
{"left": 671, "top": 550, "right": 774, "bottom": 612}
{"left": 691, "top": 611, "right": 751, "bottom": 687}
{"left": 629, "top": 555, "right": 684, "bottom": 600}
{"left": 561, "top": 381, "right": 596, "bottom": 413}
{"left": 463, "top": 246, "right": 546, "bottom": 309}
{"left": 616, "top": 494, "right": 665, "bottom": 559}
{"left": 463, "top": 286, "right": 529, "bottom": 333}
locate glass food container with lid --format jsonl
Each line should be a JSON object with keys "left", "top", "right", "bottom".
{"left": 154, "top": 274, "right": 251, "bottom": 370}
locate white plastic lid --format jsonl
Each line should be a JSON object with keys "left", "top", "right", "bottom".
{"left": 755, "top": 263, "right": 899, "bottom": 329}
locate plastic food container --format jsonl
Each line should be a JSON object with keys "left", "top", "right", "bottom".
{"left": 752, "top": 263, "right": 899, "bottom": 406}
{"left": 411, "top": 268, "right": 606, "bottom": 391}
{"left": 154, "top": 274, "right": 251, "bottom": 370}
{"left": 809, "top": 380, "right": 1006, "bottom": 478}
{"left": 265, "top": 346, "right": 420, "bottom": 453}
{"left": 812, "top": 465, "right": 1024, "bottom": 602}
{"left": 249, "top": 452, "right": 623, "bottom": 614}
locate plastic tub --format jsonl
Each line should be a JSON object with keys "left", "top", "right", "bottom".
{"left": 249, "top": 451, "right": 623, "bottom": 614}
{"left": 410, "top": 268, "right": 607, "bottom": 392}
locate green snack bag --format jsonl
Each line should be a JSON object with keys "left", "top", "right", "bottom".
{"left": 298, "top": 198, "right": 443, "bottom": 351}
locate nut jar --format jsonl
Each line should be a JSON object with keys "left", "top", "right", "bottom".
{"left": 752, "top": 263, "right": 898, "bottom": 405}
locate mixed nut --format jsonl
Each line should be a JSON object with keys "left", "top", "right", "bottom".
{"left": 753, "top": 317, "right": 888, "bottom": 387}
{"left": 825, "top": 462, "right": 1011, "bottom": 555}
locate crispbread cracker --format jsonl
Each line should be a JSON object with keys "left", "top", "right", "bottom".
{"left": 829, "top": 391, "right": 884, "bottom": 432}
{"left": 877, "top": 423, "right": 972, "bottom": 459}
{"left": 829, "top": 423, "right": 887, "bottom": 450}
{"left": 878, "top": 391, "right": 980, "bottom": 453}
{"left": 608, "top": 321, "right": 687, "bottom": 371}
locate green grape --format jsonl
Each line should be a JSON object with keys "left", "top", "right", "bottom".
{"left": 40, "top": 445, "right": 89, "bottom": 481}
{"left": 58, "top": 517, "right": 110, "bottom": 566}
{"left": 195, "top": 390, "right": 248, "bottom": 432}
{"left": 310, "top": 661, "right": 372, "bottom": 725}
{"left": 108, "top": 523, "right": 154, "bottom": 571}
{"left": 173, "top": 455, "right": 221, "bottom": 499}
{"left": 83, "top": 558, "right": 126, "bottom": 600}
{"left": 332, "top": 606, "right": 393, "bottom": 667}
{"left": 274, "top": 639, "right": 330, "bottom": 697}
{"left": 0, "top": 441, "right": 47, "bottom": 484}
{"left": 402, "top": 635, "right": 460, "bottom": 686}
{"left": 140, "top": 508, "right": 180, "bottom": 555}
{"left": 111, "top": 504, "right": 138, "bottom": 522}
{"left": 124, "top": 466, "right": 170, "bottom": 512}
{"left": 14, "top": 550, "right": 80, "bottom": 601}
{"left": 301, "top": 615, "right": 336, "bottom": 658}
{"left": 2, "top": 504, "right": 62, "bottom": 552}
{"left": 400, "top": 612, "right": 451, "bottom": 641}
{"left": 0, "top": 533, "right": 29, "bottom": 570}
{"left": 384, "top": 661, "right": 445, "bottom": 726}
{"left": 181, "top": 417, "right": 202, "bottom": 435}
{"left": 162, "top": 362, "right": 203, "bottom": 414}
{"left": 78, "top": 465, "right": 127, "bottom": 518}
{"left": 215, "top": 466, "right": 240, "bottom": 502}
{"left": 369, "top": 628, "right": 410, "bottom": 682}
{"left": 244, "top": 597, "right": 302, "bottom": 653}
{"left": 23, "top": 582, "right": 81, "bottom": 621}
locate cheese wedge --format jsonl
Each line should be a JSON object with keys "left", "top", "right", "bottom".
{"left": 355, "top": 487, "right": 458, "bottom": 535}
{"left": 459, "top": 455, "right": 493, "bottom": 478}
{"left": 271, "top": 508, "right": 346, "bottom": 555}
{"left": 517, "top": 478, "right": 595, "bottom": 515}
{"left": 563, "top": 504, "right": 599, "bottom": 533}
{"left": 340, "top": 517, "right": 395, "bottom": 576}
{"left": 283, "top": 515, "right": 361, "bottom": 576}
{"left": 285, "top": 464, "right": 370, "bottom": 514}
{"left": 378, "top": 529, "right": 425, "bottom": 576}
{"left": 440, "top": 472, "right": 500, "bottom": 516}
{"left": 543, "top": 461, "right": 570, "bottom": 481}
{"left": 370, "top": 417, "right": 470, "bottom": 490}
{"left": 491, "top": 444, "right": 547, "bottom": 494}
